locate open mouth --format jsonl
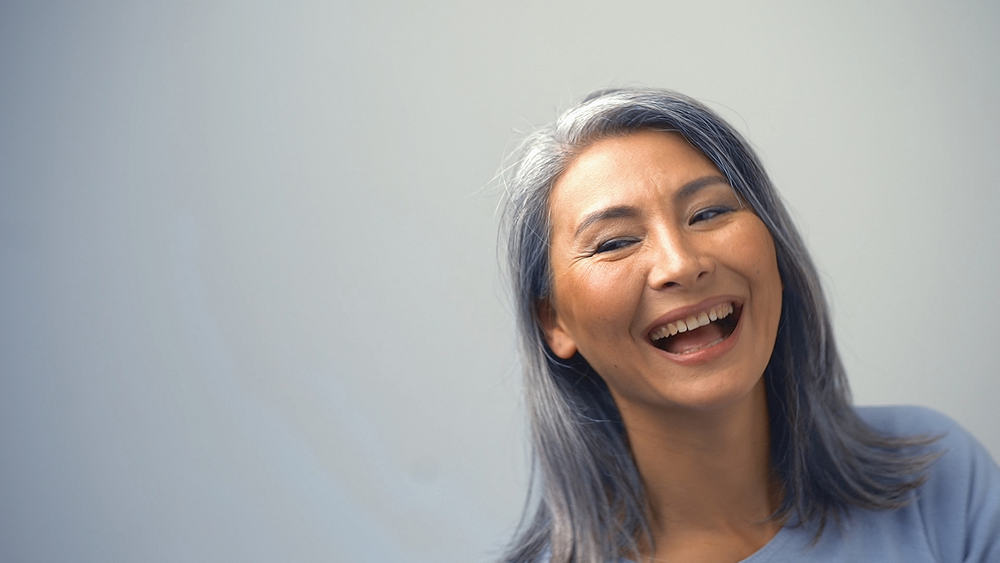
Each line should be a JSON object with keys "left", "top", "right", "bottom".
{"left": 649, "top": 302, "right": 742, "bottom": 355}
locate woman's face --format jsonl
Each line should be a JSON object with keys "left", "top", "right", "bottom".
{"left": 541, "top": 130, "right": 783, "bottom": 417}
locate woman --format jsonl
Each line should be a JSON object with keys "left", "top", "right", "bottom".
{"left": 498, "top": 88, "right": 999, "bottom": 562}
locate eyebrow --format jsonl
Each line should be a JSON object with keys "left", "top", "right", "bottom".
{"left": 572, "top": 175, "right": 730, "bottom": 239}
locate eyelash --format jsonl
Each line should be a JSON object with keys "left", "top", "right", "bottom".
{"left": 593, "top": 237, "right": 639, "bottom": 254}
{"left": 689, "top": 205, "right": 734, "bottom": 225}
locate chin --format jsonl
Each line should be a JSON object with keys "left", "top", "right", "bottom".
{"left": 617, "top": 371, "right": 768, "bottom": 417}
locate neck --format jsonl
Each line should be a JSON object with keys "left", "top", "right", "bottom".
{"left": 619, "top": 380, "right": 781, "bottom": 556}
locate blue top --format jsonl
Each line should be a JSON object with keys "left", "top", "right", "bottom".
{"left": 731, "top": 406, "right": 1000, "bottom": 562}
{"left": 615, "top": 406, "right": 1000, "bottom": 562}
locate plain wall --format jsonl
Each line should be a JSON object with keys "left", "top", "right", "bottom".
{"left": 1, "top": 1, "right": 997, "bottom": 561}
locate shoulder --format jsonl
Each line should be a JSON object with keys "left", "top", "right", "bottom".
{"left": 854, "top": 404, "right": 958, "bottom": 437}
{"left": 855, "top": 405, "right": 1000, "bottom": 562}
{"left": 854, "top": 405, "right": 995, "bottom": 492}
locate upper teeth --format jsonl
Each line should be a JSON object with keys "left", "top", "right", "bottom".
{"left": 650, "top": 302, "right": 735, "bottom": 341}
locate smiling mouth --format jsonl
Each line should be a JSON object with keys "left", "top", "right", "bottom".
{"left": 649, "top": 302, "right": 742, "bottom": 355}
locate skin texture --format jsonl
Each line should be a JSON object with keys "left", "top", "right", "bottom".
{"left": 540, "top": 130, "right": 785, "bottom": 560}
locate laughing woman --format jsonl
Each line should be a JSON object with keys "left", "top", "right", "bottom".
{"left": 498, "top": 89, "right": 1000, "bottom": 562}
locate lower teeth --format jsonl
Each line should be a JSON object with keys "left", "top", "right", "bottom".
{"left": 674, "top": 336, "right": 725, "bottom": 355}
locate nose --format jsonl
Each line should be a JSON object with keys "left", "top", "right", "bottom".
{"left": 647, "top": 230, "right": 715, "bottom": 290}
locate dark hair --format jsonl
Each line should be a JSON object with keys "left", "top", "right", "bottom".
{"left": 498, "top": 88, "right": 938, "bottom": 562}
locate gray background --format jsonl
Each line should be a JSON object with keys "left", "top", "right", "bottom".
{"left": 2, "top": 1, "right": 997, "bottom": 561}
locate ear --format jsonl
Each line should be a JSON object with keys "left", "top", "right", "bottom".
{"left": 536, "top": 299, "right": 578, "bottom": 359}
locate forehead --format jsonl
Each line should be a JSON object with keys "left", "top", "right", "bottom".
{"left": 548, "top": 130, "right": 723, "bottom": 228}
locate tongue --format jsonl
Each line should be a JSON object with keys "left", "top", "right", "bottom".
{"left": 665, "top": 322, "right": 726, "bottom": 354}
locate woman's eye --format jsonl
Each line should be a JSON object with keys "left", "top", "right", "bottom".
{"left": 690, "top": 206, "right": 732, "bottom": 225}
{"left": 594, "top": 237, "right": 638, "bottom": 254}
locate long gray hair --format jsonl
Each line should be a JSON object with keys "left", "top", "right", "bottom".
{"left": 498, "top": 88, "right": 937, "bottom": 562}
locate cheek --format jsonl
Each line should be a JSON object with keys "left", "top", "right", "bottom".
{"left": 554, "top": 263, "right": 642, "bottom": 330}
{"left": 745, "top": 229, "right": 783, "bottom": 329}
{"left": 723, "top": 220, "right": 782, "bottom": 315}
{"left": 728, "top": 220, "right": 779, "bottom": 279}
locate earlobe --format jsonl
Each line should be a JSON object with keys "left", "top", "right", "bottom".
{"left": 536, "top": 300, "right": 578, "bottom": 359}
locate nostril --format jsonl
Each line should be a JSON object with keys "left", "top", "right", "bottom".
{"left": 648, "top": 253, "right": 714, "bottom": 289}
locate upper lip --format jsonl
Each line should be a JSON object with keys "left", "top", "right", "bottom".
{"left": 644, "top": 295, "right": 743, "bottom": 340}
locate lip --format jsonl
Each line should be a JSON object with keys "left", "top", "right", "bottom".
{"left": 644, "top": 295, "right": 744, "bottom": 365}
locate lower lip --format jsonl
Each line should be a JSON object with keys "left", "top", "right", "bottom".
{"left": 650, "top": 309, "right": 743, "bottom": 365}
